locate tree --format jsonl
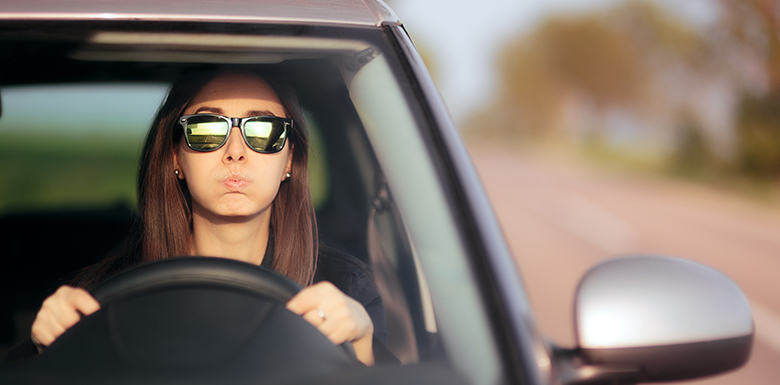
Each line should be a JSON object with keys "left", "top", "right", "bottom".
{"left": 466, "top": 0, "right": 710, "bottom": 148}
{"left": 718, "top": 0, "right": 780, "bottom": 177}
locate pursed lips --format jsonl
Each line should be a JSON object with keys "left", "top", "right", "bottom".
{"left": 222, "top": 173, "right": 249, "bottom": 192}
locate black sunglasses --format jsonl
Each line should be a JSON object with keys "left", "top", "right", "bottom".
{"left": 178, "top": 113, "right": 292, "bottom": 153}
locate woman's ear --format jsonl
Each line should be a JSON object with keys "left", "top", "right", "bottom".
{"left": 284, "top": 144, "right": 294, "bottom": 181}
{"left": 173, "top": 146, "right": 184, "bottom": 180}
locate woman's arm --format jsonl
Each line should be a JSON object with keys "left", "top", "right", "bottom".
{"left": 30, "top": 286, "right": 101, "bottom": 353}
{"left": 286, "top": 281, "right": 375, "bottom": 366}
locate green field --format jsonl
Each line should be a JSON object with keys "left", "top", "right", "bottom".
{"left": 0, "top": 134, "right": 143, "bottom": 214}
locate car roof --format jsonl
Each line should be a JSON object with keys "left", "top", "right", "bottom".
{"left": 0, "top": 0, "right": 400, "bottom": 27}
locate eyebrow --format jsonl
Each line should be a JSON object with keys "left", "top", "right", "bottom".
{"left": 246, "top": 109, "right": 278, "bottom": 117}
{"left": 193, "top": 106, "right": 279, "bottom": 117}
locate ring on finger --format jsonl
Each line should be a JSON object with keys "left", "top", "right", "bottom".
{"left": 317, "top": 309, "right": 327, "bottom": 322}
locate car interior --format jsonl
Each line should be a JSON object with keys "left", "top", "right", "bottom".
{"left": 0, "top": 21, "right": 445, "bottom": 373}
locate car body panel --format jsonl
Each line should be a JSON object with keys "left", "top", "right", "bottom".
{"left": 0, "top": 0, "right": 399, "bottom": 27}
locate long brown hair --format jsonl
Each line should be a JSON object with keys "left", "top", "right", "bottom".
{"left": 74, "top": 67, "right": 317, "bottom": 287}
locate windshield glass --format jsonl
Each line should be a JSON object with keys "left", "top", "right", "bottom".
{"left": 0, "top": 23, "right": 506, "bottom": 385}
{"left": 0, "top": 84, "right": 166, "bottom": 213}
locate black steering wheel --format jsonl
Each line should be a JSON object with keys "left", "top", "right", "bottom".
{"left": 4, "top": 257, "right": 357, "bottom": 384}
{"left": 90, "top": 256, "right": 303, "bottom": 304}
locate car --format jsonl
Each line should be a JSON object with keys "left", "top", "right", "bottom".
{"left": 0, "top": 1, "right": 754, "bottom": 384}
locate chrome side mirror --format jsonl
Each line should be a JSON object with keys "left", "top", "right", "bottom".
{"left": 557, "top": 256, "right": 753, "bottom": 384}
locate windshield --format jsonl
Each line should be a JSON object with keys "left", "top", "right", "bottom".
{"left": 0, "top": 84, "right": 165, "bottom": 213}
{"left": 0, "top": 22, "right": 506, "bottom": 385}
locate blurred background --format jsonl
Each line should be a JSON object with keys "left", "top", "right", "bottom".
{"left": 392, "top": 0, "right": 780, "bottom": 384}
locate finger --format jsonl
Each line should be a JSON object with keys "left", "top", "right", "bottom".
{"left": 287, "top": 281, "right": 337, "bottom": 310}
{"left": 51, "top": 287, "right": 99, "bottom": 323}
{"left": 31, "top": 286, "right": 98, "bottom": 347}
{"left": 36, "top": 302, "right": 78, "bottom": 335}
{"left": 38, "top": 307, "right": 79, "bottom": 344}
{"left": 47, "top": 296, "right": 84, "bottom": 329}
{"left": 31, "top": 311, "right": 69, "bottom": 347}
{"left": 285, "top": 288, "right": 315, "bottom": 315}
{"left": 286, "top": 281, "right": 338, "bottom": 314}
{"left": 319, "top": 322, "right": 351, "bottom": 345}
{"left": 68, "top": 288, "right": 100, "bottom": 316}
{"left": 46, "top": 322, "right": 68, "bottom": 342}
{"left": 31, "top": 324, "right": 56, "bottom": 347}
{"left": 287, "top": 282, "right": 372, "bottom": 345}
{"left": 301, "top": 309, "right": 327, "bottom": 327}
{"left": 300, "top": 308, "right": 349, "bottom": 345}
{"left": 318, "top": 305, "right": 359, "bottom": 341}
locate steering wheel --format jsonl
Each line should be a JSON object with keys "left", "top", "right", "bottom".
{"left": 6, "top": 257, "right": 357, "bottom": 384}
{"left": 90, "top": 256, "right": 303, "bottom": 304}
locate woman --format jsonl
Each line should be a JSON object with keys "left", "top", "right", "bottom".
{"left": 15, "top": 68, "right": 388, "bottom": 366}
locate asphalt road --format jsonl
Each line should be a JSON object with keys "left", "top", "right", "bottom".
{"left": 467, "top": 143, "right": 780, "bottom": 385}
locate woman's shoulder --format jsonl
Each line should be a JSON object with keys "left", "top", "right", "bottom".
{"left": 315, "top": 246, "right": 370, "bottom": 275}
{"left": 314, "top": 246, "right": 378, "bottom": 305}
{"left": 314, "top": 245, "right": 391, "bottom": 348}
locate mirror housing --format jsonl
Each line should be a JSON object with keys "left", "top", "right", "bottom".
{"left": 557, "top": 256, "right": 753, "bottom": 384}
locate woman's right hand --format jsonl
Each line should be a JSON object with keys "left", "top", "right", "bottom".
{"left": 31, "top": 285, "right": 100, "bottom": 353}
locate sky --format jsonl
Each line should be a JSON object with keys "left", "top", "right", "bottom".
{"left": 390, "top": 0, "right": 717, "bottom": 124}
{"left": 0, "top": 84, "right": 166, "bottom": 137}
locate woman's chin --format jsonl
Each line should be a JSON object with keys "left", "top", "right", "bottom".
{"left": 191, "top": 195, "right": 271, "bottom": 223}
{"left": 214, "top": 204, "right": 269, "bottom": 222}
{"left": 211, "top": 205, "right": 263, "bottom": 220}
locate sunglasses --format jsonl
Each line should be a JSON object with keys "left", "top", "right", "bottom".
{"left": 178, "top": 113, "right": 292, "bottom": 153}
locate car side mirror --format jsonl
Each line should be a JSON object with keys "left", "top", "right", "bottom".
{"left": 555, "top": 256, "right": 753, "bottom": 384}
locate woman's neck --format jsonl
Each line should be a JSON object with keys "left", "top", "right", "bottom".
{"left": 189, "top": 213, "right": 270, "bottom": 266}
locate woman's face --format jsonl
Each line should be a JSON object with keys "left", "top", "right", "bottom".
{"left": 173, "top": 73, "right": 293, "bottom": 222}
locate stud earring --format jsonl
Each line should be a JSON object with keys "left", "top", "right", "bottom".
{"left": 286, "top": 172, "right": 291, "bottom": 178}
{"left": 174, "top": 169, "right": 179, "bottom": 176}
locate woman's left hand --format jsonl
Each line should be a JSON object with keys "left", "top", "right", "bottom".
{"left": 286, "top": 281, "right": 375, "bottom": 366}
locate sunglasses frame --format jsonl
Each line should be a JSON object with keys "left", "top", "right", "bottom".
{"left": 178, "top": 113, "right": 292, "bottom": 153}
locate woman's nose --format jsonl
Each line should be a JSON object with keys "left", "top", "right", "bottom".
{"left": 222, "top": 126, "right": 247, "bottom": 162}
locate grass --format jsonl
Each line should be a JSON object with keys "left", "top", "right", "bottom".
{"left": 467, "top": 135, "right": 780, "bottom": 209}
{"left": 0, "top": 134, "right": 143, "bottom": 214}
{"left": 578, "top": 140, "right": 780, "bottom": 206}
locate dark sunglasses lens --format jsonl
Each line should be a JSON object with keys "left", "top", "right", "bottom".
{"left": 244, "top": 118, "right": 287, "bottom": 153}
{"left": 185, "top": 116, "right": 228, "bottom": 151}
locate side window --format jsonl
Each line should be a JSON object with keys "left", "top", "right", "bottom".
{"left": 303, "top": 109, "right": 330, "bottom": 211}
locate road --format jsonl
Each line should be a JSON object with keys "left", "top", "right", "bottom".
{"left": 467, "top": 143, "right": 780, "bottom": 384}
